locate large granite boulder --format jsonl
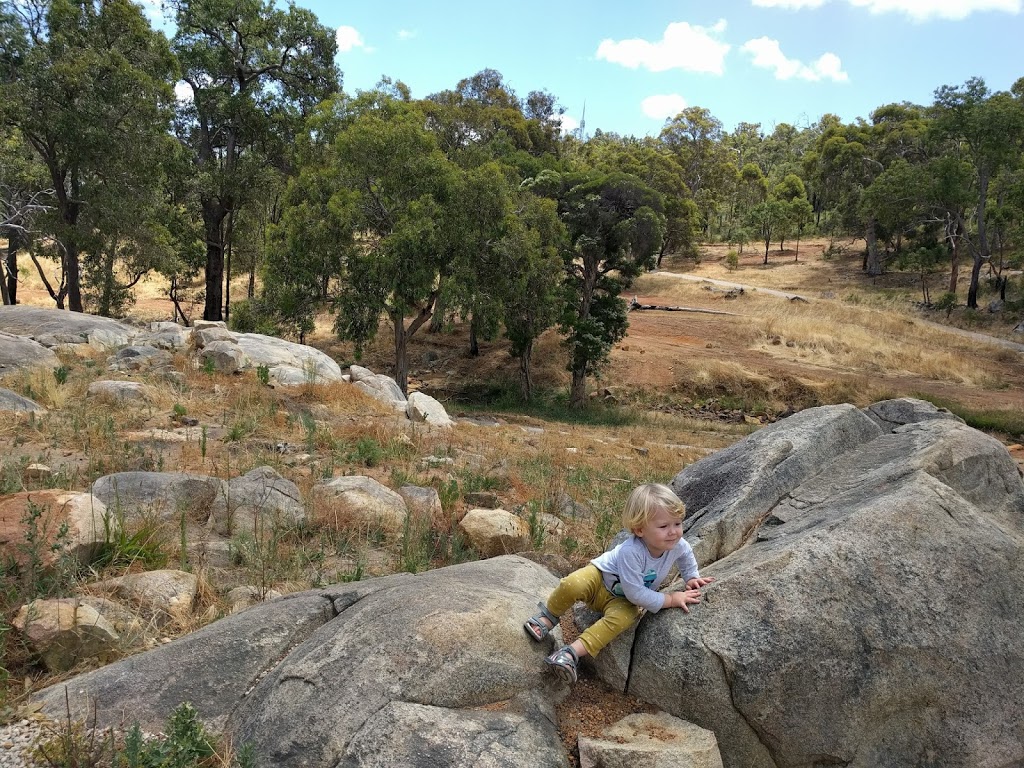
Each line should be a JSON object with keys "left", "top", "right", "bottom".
{"left": 600, "top": 400, "right": 1024, "bottom": 768}
{"left": 32, "top": 557, "right": 566, "bottom": 768}
{"left": 0, "top": 305, "right": 136, "bottom": 348}
{"left": 0, "top": 331, "right": 59, "bottom": 379}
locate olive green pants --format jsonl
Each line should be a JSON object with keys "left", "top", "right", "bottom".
{"left": 546, "top": 564, "right": 640, "bottom": 657}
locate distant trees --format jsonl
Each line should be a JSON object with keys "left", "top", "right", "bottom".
{"left": 0, "top": 0, "right": 177, "bottom": 312}
{"left": 166, "top": 0, "right": 339, "bottom": 321}
{"left": 1, "top": 3, "right": 1021, "bottom": 403}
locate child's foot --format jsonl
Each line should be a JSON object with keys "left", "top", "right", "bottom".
{"left": 544, "top": 645, "right": 579, "bottom": 683}
{"left": 524, "top": 603, "right": 558, "bottom": 642}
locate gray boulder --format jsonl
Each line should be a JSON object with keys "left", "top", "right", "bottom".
{"left": 234, "top": 332, "right": 343, "bottom": 385}
{"left": 33, "top": 557, "right": 565, "bottom": 767}
{"left": 0, "top": 386, "right": 45, "bottom": 413}
{"left": 350, "top": 364, "right": 407, "bottom": 410}
{"left": 614, "top": 402, "right": 1024, "bottom": 768}
{"left": 91, "top": 471, "right": 226, "bottom": 524}
{"left": 0, "top": 305, "right": 136, "bottom": 348}
{"left": 215, "top": 466, "right": 306, "bottom": 536}
{"left": 670, "top": 403, "right": 882, "bottom": 565}
{"left": 0, "top": 331, "right": 59, "bottom": 379}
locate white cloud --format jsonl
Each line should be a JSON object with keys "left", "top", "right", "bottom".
{"left": 336, "top": 26, "right": 366, "bottom": 53}
{"left": 753, "top": 0, "right": 1020, "bottom": 20}
{"left": 596, "top": 21, "right": 731, "bottom": 75}
{"left": 558, "top": 114, "right": 580, "bottom": 134}
{"left": 174, "top": 81, "right": 193, "bottom": 103}
{"left": 751, "top": 0, "right": 828, "bottom": 7}
{"left": 849, "top": 0, "right": 1020, "bottom": 20}
{"left": 397, "top": 29, "right": 418, "bottom": 40}
{"left": 741, "top": 38, "right": 849, "bottom": 81}
{"left": 641, "top": 94, "right": 688, "bottom": 120}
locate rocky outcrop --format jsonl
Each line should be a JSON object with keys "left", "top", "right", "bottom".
{"left": 0, "top": 331, "right": 59, "bottom": 379}
{"left": 0, "top": 387, "right": 45, "bottom": 413}
{"left": 313, "top": 475, "right": 409, "bottom": 536}
{"left": 32, "top": 557, "right": 565, "bottom": 767}
{"left": 0, "top": 305, "right": 136, "bottom": 349}
{"left": 24, "top": 398, "right": 1024, "bottom": 768}
{"left": 0, "top": 490, "right": 108, "bottom": 568}
{"left": 610, "top": 399, "right": 1024, "bottom": 768}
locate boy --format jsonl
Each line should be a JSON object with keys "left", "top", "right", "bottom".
{"left": 524, "top": 483, "right": 714, "bottom": 682}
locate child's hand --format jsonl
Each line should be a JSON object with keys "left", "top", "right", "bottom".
{"left": 686, "top": 576, "right": 716, "bottom": 589}
{"left": 665, "top": 588, "right": 702, "bottom": 613}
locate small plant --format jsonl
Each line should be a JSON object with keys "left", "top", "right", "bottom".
{"left": 725, "top": 250, "right": 739, "bottom": 271}
{"left": 200, "top": 426, "right": 208, "bottom": 460}
{"left": 256, "top": 364, "right": 271, "bottom": 386}
{"left": 202, "top": 356, "right": 216, "bottom": 376}
{"left": 93, "top": 510, "right": 171, "bottom": 572}
{"left": 933, "top": 291, "right": 958, "bottom": 318}
{"left": 346, "top": 437, "right": 384, "bottom": 468}
{"left": 53, "top": 365, "right": 70, "bottom": 385}
{"left": 172, "top": 403, "right": 188, "bottom": 420}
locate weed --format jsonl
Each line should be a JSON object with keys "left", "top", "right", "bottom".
{"left": 256, "top": 365, "right": 271, "bottom": 386}
{"left": 93, "top": 510, "right": 171, "bottom": 573}
{"left": 53, "top": 366, "right": 70, "bottom": 386}
{"left": 202, "top": 357, "right": 216, "bottom": 376}
{"left": 173, "top": 403, "right": 188, "bottom": 419}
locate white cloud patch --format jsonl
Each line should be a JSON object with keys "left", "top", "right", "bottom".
{"left": 641, "top": 94, "right": 688, "bottom": 120}
{"left": 741, "top": 38, "right": 849, "bottom": 81}
{"left": 336, "top": 26, "right": 366, "bottom": 53}
{"left": 558, "top": 114, "right": 580, "bottom": 134}
{"left": 753, "top": 0, "right": 1020, "bottom": 20}
{"left": 397, "top": 29, "right": 418, "bottom": 40}
{"left": 174, "top": 81, "right": 193, "bottom": 103}
{"left": 596, "top": 20, "right": 731, "bottom": 75}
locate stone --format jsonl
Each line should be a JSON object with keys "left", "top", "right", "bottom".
{"left": 458, "top": 508, "right": 532, "bottom": 558}
{"left": 90, "top": 471, "right": 226, "bottom": 524}
{"left": 313, "top": 475, "right": 409, "bottom": 535}
{"left": 86, "top": 380, "right": 154, "bottom": 403}
{"left": 215, "top": 466, "right": 306, "bottom": 536}
{"left": 234, "top": 333, "right": 343, "bottom": 385}
{"left": 107, "top": 345, "right": 173, "bottom": 372}
{"left": 201, "top": 340, "right": 246, "bottom": 374}
{"left": 92, "top": 569, "right": 199, "bottom": 624}
{"left": 0, "top": 332, "right": 59, "bottom": 379}
{"left": 0, "top": 490, "right": 108, "bottom": 569}
{"left": 13, "top": 599, "right": 119, "bottom": 672}
{"left": 0, "top": 387, "right": 45, "bottom": 413}
{"left": 406, "top": 390, "right": 454, "bottom": 427}
{"left": 350, "top": 364, "right": 407, "bottom": 410}
{"left": 578, "top": 713, "right": 723, "bottom": 768}
{"left": 397, "top": 485, "right": 443, "bottom": 519}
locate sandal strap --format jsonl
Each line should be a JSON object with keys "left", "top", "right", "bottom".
{"left": 536, "top": 602, "right": 558, "bottom": 626}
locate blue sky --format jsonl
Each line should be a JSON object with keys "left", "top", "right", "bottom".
{"left": 147, "top": 0, "right": 1022, "bottom": 138}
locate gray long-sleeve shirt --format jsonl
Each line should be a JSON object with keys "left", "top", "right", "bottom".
{"left": 590, "top": 535, "right": 701, "bottom": 613}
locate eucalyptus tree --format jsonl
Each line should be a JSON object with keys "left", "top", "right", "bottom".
{"left": 167, "top": 0, "right": 339, "bottom": 321}
{"left": 577, "top": 133, "right": 699, "bottom": 266}
{"left": 0, "top": 0, "right": 177, "bottom": 312}
{"left": 658, "top": 107, "right": 731, "bottom": 238}
{"left": 0, "top": 126, "right": 52, "bottom": 304}
{"left": 497, "top": 192, "right": 565, "bottom": 400}
{"left": 327, "top": 96, "right": 463, "bottom": 395}
{"left": 531, "top": 170, "right": 665, "bottom": 408}
{"left": 931, "top": 78, "right": 1024, "bottom": 308}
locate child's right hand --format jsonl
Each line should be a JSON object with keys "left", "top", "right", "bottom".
{"left": 665, "top": 589, "right": 702, "bottom": 613}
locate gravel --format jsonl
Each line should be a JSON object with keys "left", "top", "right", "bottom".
{"left": 0, "top": 718, "right": 44, "bottom": 768}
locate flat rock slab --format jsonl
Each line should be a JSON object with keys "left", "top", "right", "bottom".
{"left": 0, "top": 306, "right": 136, "bottom": 346}
{"left": 0, "top": 332, "right": 59, "bottom": 379}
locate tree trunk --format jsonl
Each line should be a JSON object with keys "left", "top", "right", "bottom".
{"left": 224, "top": 211, "right": 234, "bottom": 323}
{"left": 468, "top": 315, "right": 479, "bottom": 357}
{"left": 570, "top": 367, "right": 588, "bottom": 408}
{"left": 0, "top": 256, "right": 9, "bottom": 306}
{"left": 763, "top": 238, "right": 769, "bottom": 265}
{"left": 967, "top": 254, "right": 983, "bottom": 310}
{"left": 2, "top": 231, "right": 18, "bottom": 305}
{"left": 947, "top": 216, "right": 961, "bottom": 295}
{"left": 518, "top": 341, "right": 533, "bottom": 402}
{"left": 98, "top": 245, "right": 117, "bottom": 317}
{"left": 202, "top": 199, "right": 227, "bottom": 321}
{"left": 865, "top": 217, "right": 882, "bottom": 276}
{"left": 391, "top": 310, "right": 409, "bottom": 396}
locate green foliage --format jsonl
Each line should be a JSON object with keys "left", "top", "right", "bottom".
{"left": 53, "top": 366, "right": 70, "bottom": 386}
{"left": 93, "top": 511, "right": 171, "bottom": 572}
{"left": 256, "top": 365, "right": 271, "bottom": 387}
{"left": 933, "top": 291, "right": 958, "bottom": 317}
{"left": 725, "top": 251, "right": 739, "bottom": 270}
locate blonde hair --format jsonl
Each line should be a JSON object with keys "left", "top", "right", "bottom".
{"left": 622, "top": 483, "right": 686, "bottom": 532}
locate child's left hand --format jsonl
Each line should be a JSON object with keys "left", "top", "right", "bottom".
{"left": 686, "top": 576, "right": 716, "bottom": 589}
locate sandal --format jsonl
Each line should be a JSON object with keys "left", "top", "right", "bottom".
{"left": 524, "top": 603, "right": 558, "bottom": 642}
{"left": 545, "top": 645, "right": 579, "bottom": 683}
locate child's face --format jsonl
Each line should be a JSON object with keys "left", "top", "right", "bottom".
{"left": 634, "top": 505, "right": 684, "bottom": 557}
